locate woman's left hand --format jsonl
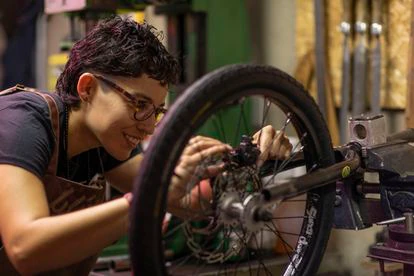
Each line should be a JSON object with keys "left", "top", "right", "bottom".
{"left": 252, "top": 125, "right": 293, "bottom": 167}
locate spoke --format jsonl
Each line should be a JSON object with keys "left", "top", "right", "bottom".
{"left": 212, "top": 113, "right": 227, "bottom": 142}
{"left": 251, "top": 232, "right": 273, "bottom": 276}
{"left": 168, "top": 231, "right": 213, "bottom": 275}
{"left": 281, "top": 113, "right": 292, "bottom": 132}
{"left": 256, "top": 98, "right": 272, "bottom": 147}
{"left": 274, "top": 132, "right": 308, "bottom": 175}
{"left": 260, "top": 114, "right": 293, "bottom": 188}
{"left": 231, "top": 227, "right": 254, "bottom": 275}
{"left": 164, "top": 220, "right": 186, "bottom": 239}
{"left": 263, "top": 132, "right": 307, "bottom": 188}
{"left": 268, "top": 221, "right": 295, "bottom": 253}
{"left": 242, "top": 104, "right": 251, "bottom": 136}
{"left": 233, "top": 99, "right": 245, "bottom": 146}
{"left": 216, "top": 112, "right": 228, "bottom": 143}
{"left": 232, "top": 225, "right": 272, "bottom": 276}
{"left": 264, "top": 229, "right": 300, "bottom": 237}
{"left": 265, "top": 222, "right": 295, "bottom": 262}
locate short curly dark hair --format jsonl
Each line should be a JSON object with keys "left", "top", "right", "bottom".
{"left": 56, "top": 16, "right": 180, "bottom": 108}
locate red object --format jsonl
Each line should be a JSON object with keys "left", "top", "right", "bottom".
{"left": 123, "top": 192, "right": 133, "bottom": 206}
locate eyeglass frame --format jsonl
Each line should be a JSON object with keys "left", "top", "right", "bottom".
{"left": 93, "top": 74, "right": 167, "bottom": 121}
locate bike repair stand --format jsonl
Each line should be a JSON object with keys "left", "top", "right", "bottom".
{"left": 369, "top": 212, "right": 414, "bottom": 275}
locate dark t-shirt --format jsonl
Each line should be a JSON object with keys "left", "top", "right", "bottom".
{"left": 0, "top": 89, "right": 140, "bottom": 183}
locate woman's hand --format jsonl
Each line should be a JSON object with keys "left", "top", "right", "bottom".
{"left": 167, "top": 136, "right": 231, "bottom": 217}
{"left": 166, "top": 126, "right": 292, "bottom": 218}
{"left": 252, "top": 125, "right": 293, "bottom": 167}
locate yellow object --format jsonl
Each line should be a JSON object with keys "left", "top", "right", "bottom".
{"left": 117, "top": 11, "right": 145, "bottom": 23}
{"left": 133, "top": 11, "right": 145, "bottom": 23}
{"left": 48, "top": 53, "right": 69, "bottom": 92}
{"left": 341, "top": 166, "right": 351, "bottom": 178}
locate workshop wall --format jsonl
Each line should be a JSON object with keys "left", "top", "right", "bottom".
{"left": 295, "top": 0, "right": 411, "bottom": 110}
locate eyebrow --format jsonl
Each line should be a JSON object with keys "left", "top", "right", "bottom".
{"left": 96, "top": 74, "right": 165, "bottom": 107}
{"left": 132, "top": 92, "right": 165, "bottom": 107}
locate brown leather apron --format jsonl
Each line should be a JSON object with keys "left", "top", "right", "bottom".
{"left": 0, "top": 85, "right": 106, "bottom": 275}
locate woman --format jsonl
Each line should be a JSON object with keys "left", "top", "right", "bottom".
{"left": 0, "top": 16, "right": 291, "bottom": 275}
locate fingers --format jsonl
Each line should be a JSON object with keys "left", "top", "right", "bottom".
{"left": 278, "top": 136, "right": 293, "bottom": 159}
{"left": 254, "top": 125, "right": 293, "bottom": 167}
{"left": 204, "top": 163, "right": 226, "bottom": 178}
{"left": 270, "top": 132, "right": 293, "bottom": 159}
{"left": 253, "top": 126, "right": 275, "bottom": 167}
{"left": 183, "top": 136, "right": 226, "bottom": 155}
{"left": 181, "top": 136, "right": 231, "bottom": 167}
{"left": 170, "top": 136, "right": 231, "bottom": 198}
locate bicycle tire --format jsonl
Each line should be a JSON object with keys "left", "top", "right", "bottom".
{"left": 130, "top": 64, "right": 336, "bottom": 275}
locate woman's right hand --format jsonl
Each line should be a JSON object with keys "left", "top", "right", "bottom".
{"left": 167, "top": 136, "right": 231, "bottom": 218}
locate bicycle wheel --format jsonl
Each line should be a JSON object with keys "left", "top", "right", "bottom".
{"left": 130, "top": 64, "right": 335, "bottom": 275}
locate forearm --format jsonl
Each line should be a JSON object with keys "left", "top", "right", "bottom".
{"left": 7, "top": 197, "right": 129, "bottom": 274}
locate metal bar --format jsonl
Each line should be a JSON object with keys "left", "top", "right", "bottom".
{"left": 352, "top": 0, "right": 368, "bottom": 116}
{"left": 339, "top": 0, "right": 352, "bottom": 143}
{"left": 370, "top": 0, "right": 382, "bottom": 115}
{"left": 262, "top": 151, "right": 361, "bottom": 203}
{"left": 376, "top": 216, "right": 406, "bottom": 225}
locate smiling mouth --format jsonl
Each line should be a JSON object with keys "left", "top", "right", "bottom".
{"left": 124, "top": 133, "right": 141, "bottom": 147}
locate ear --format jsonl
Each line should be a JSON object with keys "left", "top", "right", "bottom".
{"left": 77, "top": 73, "right": 96, "bottom": 102}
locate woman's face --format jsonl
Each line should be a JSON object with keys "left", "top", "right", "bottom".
{"left": 86, "top": 73, "right": 167, "bottom": 160}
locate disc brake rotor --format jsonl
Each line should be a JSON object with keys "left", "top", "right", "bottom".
{"left": 181, "top": 136, "right": 274, "bottom": 263}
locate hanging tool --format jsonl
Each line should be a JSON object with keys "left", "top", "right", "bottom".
{"left": 352, "top": 0, "right": 368, "bottom": 116}
{"left": 370, "top": 0, "right": 382, "bottom": 116}
{"left": 313, "top": 0, "right": 340, "bottom": 145}
{"left": 339, "top": 0, "right": 352, "bottom": 144}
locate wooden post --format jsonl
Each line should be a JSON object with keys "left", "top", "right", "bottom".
{"left": 406, "top": 0, "right": 414, "bottom": 128}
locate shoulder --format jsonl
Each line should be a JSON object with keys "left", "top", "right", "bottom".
{"left": 0, "top": 89, "right": 64, "bottom": 114}
{"left": 0, "top": 89, "right": 65, "bottom": 177}
{"left": 0, "top": 89, "right": 65, "bottom": 131}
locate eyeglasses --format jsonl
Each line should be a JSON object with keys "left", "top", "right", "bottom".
{"left": 93, "top": 74, "right": 167, "bottom": 122}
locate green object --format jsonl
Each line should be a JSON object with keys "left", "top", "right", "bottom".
{"left": 192, "top": 0, "right": 252, "bottom": 71}
{"left": 100, "top": 235, "right": 129, "bottom": 257}
{"left": 189, "top": 0, "right": 253, "bottom": 145}
{"left": 164, "top": 217, "right": 189, "bottom": 258}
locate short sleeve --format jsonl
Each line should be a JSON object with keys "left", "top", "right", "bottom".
{"left": 0, "top": 92, "right": 55, "bottom": 178}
